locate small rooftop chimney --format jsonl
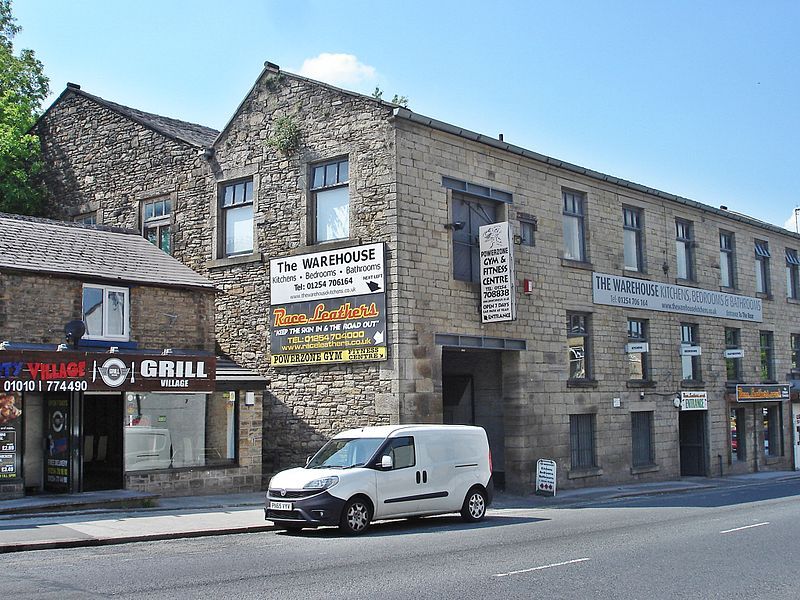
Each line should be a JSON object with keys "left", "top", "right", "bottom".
{"left": 264, "top": 61, "right": 280, "bottom": 71}
{"left": 720, "top": 205, "right": 728, "bottom": 210}
{"left": 66, "top": 82, "right": 81, "bottom": 90}
{"left": 498, "top": 133, "right": 504, "bottom": 142}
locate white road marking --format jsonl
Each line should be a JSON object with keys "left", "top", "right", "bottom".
{"left": 720, "top": 522, "right": 770, "bottom": 534}
{"left": 493, "top": 557, "right": 591, "bottom": 577}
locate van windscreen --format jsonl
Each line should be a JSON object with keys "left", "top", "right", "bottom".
{"left": 307, "top": 437, "right": 384, "bottom": 469}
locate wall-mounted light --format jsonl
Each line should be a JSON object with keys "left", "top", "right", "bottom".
{"left": 673, "top": 394, "right": 682, "bottom": 408}
{"left": 0, "top": 341, "right": 9, "bottom": 350}
{"left": 57, "top": 344, "right": 69, "bottom": 352}
{"left": 162, "top": 348, "right": 173, "bottom": 355}
{"left": 109, "top": 346, "right": 119, "bottom": 354}
{"left": 444, "top": 221, "right": 465, "bottom": 231}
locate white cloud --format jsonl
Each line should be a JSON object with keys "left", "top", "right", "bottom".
{"left": 297, "top": 53, "right": 377, "bottom": 87}
{"left": 784, "top": 209, "right": 800, "bottom": 233}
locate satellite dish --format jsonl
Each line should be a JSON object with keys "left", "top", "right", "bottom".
{"left": 64, "top": 320, "right": 86, "bottom": 348}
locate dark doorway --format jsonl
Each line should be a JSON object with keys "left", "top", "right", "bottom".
{"left": 442, "top": 349, "right": 505, "bottom": 489}
{"left": 81, "top": 394, "right": 124, "bottom": 491}
{"left": 443, "top": 375, "right": 474, "bottom": 424}
{"left": 679, "top": 410, "right": 707, "bottom": 476}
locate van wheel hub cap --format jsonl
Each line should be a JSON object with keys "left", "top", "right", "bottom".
{"left": 469, "top": 494, "right": 485, "bottom": 518}
{"left": 347, "top": 503, "right": 369, "bottom": 530}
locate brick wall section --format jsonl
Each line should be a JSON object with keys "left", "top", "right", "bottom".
{"left": 0, "top": 271, "right": 213, "bottom": 351}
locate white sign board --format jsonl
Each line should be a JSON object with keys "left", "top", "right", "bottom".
{"left": 680, "top": 346, "right": 702, "bottom": 356}
{"left": 592, "top": 272, "right": 762, "bottom": 322}
{"left": 479, "top": 222, "right": 516, "bottom": 323}
{"left": 535, "top": 458, "right": 557, "bottom": 496}
{"left": 681, "top": 391, "right": 708, "bottom": 411}
{"left": 625, "top": 342, "right": 649, "bottom": 354}
{"left": 724, "top": 349, "right": 744, "bottom": 359}
{"left": 270, "top": 243, "right": 385, "bottom": 305}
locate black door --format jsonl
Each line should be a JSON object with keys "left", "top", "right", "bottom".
{"left": 679, "top": 411, "right": 707, "bottom": 476}
{"left": 81, "top": 394, "right": 124, "bottom": 491}
{"left": 43, "top": 393, "right": 71, "bottom": 493}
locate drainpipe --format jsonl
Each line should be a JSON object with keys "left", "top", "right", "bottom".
{"left": 753, "top": 408, "right": 760, "bottom": 472}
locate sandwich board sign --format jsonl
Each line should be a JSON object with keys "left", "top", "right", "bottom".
{"left": 535, "top": 458, "right": 557, "bottom": 496}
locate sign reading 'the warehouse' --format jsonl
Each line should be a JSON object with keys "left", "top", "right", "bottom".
{"left": 592, "top": 273, "right": 763, "bottom": 323}
{"left": 269, "top": 243, "right": 387, "bottom": 367}
{"left": 479, "top": 222, "right": 516, "bottom": 323}
{"left": 270, "top": 243, "right": 384, "bottom": 305}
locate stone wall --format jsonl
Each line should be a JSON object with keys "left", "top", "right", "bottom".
{"left": 36, "top": 91, "right": 214, "bottom": 274}
{"left": 393, "top": 116, "right": 799, "bottom": 491}
{"left": 34, "top": 68, "right": 800, "bottom": 496}
{"left": 0, "top": 271, "right": 213, "bottom": 351}
{"left": 206, "top": 68, "right": 401, "bottom": 472}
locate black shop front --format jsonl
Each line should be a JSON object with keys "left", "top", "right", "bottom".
{"left": 0, "top": 349, "right": 216, "bottom": 497}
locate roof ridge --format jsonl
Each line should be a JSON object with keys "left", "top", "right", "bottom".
{"left": 64, "top": 86, "right": 219, "bottom": 148}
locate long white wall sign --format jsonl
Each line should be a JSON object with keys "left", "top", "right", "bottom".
{"left": 592, "top": 272, "right": 762, "bottom": 322}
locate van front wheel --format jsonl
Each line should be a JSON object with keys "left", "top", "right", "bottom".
{"left": 340, "top": 497, "right": 372, "bottom": 535}
{"left": 461, "top": 487, "right": 487, "bottom": 522}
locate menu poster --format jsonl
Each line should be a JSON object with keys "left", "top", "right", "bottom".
{"left": 46, "top": 396, "right": 70, "bottom": 491}
{"left": 0, "top": 392, "right": 22, "bottom": 479}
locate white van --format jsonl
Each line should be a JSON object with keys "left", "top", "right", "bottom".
{"left": 265, "top": 424, "right": 493, "bottom": 534}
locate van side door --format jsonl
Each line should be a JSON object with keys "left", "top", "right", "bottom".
{"left": 373, "top": 436, "right": 419, "bottom": 518}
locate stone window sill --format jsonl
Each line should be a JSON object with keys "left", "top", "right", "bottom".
{"left": 675, "top": 277, "right": 698, "bottom": 287}
{"left": 630, "top": 464, "right": 659, "bottom": 475}
{"left": 125, "top": 462, "right": 239, "bottom": 476}
{"left": 680, "top": 379, "right": 706, "bottom": 390}
{"left": 757, "top": 292, "right": 773, "bottom": 301}
{"left": 626, "top": 380, "right": 657, "bottom": 389}
{"left": 567, "top": 467, "right": 603, "bottom": 480}
{"left": 567, "top": 378, "right": 599, "bottom": 389}
{"left": 787, "top": 297, "right": 800, "bottom": 305}
{"left": 207, "top": 252, "right": 263, "bottom": 269}
{"left": 561, "top": 258, "right": 593, "bottom": 271}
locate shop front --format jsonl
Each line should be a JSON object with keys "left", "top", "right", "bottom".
{"left": 1, "top": 349, "right": 219, "bottom": 497}
{"left": 727, "top": 384, "right": 792, "bottom": 473}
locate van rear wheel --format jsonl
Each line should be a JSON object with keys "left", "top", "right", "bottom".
{"left": 340, "top": 497, "right": 372, "bottom": 535}
{"left": 461, "top": 487, "right": 487, "bottom": 522}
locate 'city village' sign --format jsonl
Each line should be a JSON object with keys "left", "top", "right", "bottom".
{"left": 0, "top": 350, "right": 216, "bottom": 393}
{"left": 592, "top": 273, "right": 763, "bottom": 322}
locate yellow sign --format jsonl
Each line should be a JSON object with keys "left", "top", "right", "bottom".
{"left": 271, "top": 346, "right": 387, "bottom": 366}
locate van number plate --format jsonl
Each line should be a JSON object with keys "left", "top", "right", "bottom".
{"left": 269, "top": 501, "right": 293, "bottom": 511}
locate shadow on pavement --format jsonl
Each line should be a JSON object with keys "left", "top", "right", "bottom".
{"left": 276, "top": 514, "right": 548, "bottom": 538}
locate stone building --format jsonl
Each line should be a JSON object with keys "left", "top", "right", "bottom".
{"left": 33, "top": 63, "right": 800, "bottom": 493}
{"left": 0, "top": 213, "right": 264, "bottom": 499}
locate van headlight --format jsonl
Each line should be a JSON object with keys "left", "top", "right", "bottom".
{"left": 303, "top": 476, "right": 339, "bottom": 491}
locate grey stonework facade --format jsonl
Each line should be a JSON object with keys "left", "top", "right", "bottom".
{"left": 34, "top": 64, "right": 800, "bottom": 494}
{"left": 0, "top": 214, "right": 262, "bottom": 499}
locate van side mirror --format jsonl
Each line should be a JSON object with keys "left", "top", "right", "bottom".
{"left": 380, "top": 455, "right": 393, "bottom": 470}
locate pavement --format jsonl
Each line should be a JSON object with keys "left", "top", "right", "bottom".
{"left": 2, "top": 470, "right": 799, "bottom": 553}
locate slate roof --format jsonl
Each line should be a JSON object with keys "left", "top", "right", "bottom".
{"left": 63, "top": 85, "right": 219, "bottom": 148}
{"left": 0, "top": 213, "right": 214, "bottom": 290}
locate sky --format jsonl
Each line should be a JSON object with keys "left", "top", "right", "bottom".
{"left": 12, "top": 0, "right": 800, "bottom": 231}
